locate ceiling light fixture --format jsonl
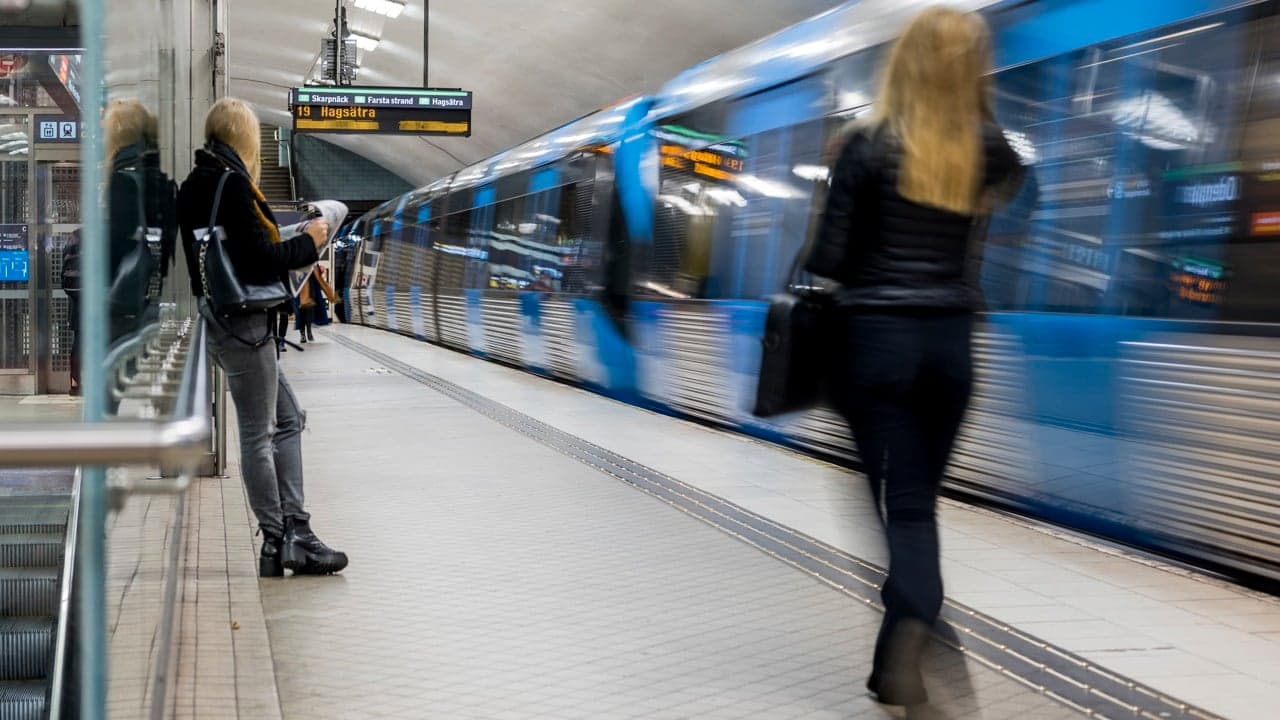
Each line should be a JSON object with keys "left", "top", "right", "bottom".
{"left": 353, "top": 0, "right": 405, "bottom": 19}
{"left": 350, "top": 30, "right": 380, "bottom": 52}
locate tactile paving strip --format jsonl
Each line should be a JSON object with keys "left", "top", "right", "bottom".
{"left": 331, "top": 331, "right": 1222, "bottom": 720}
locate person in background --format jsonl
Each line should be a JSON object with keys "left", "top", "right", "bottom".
{"left": 807, "top": 6, "right": 1026, "bottom": 708}
{"left": 295, "top": 266, "right": 337, "bottom": 342}
{"left": 60, "top": 229, "right": 81, "bottom": 396}
{"left": 312, "top": 265, "right": 337, "bottom": 327}
{"left": 176, "top": 97, "right": 348, "bottom": 577}
{"left": 276, "top": 305, "right": 292, "bottom": 353}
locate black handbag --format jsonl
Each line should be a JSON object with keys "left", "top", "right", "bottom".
{"left": 752, "top": 240, "right": 834, "bottom": 418}
{"left": 753, "top": 288, "right": 832, "bottom": 417}
{"left": 197, "top": 170, "right": 291, "bottom": 316}
{"left": 107, "top": 171, "right": 157, "bottom": 342}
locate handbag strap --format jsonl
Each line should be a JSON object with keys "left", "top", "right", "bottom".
{"left": 208, "top": 168, "right": 233, "bottom": 230}
{"left": 126, "top": 168, "right": 147, "bottom": 237}
{"left": 196, "top": 169, "right": 232, "bottom": 304}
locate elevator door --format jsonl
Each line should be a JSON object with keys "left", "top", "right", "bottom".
{"left": 36, "top": 155, "right": 79, "bottom": 394}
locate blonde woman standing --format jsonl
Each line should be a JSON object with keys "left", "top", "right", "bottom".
{"left": 808, "top": 7, "right": 1026, "bottom": 707}
{"left": 177, "top": 98, "right": 348, "bottom": 577}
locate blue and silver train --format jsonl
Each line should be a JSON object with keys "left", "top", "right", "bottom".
{"left": 342, "top": 0, "right": 1280, "bottom": 583}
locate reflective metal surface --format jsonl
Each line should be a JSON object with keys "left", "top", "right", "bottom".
{"left": 0, "top": 318, "right": 209, "bottom": 468}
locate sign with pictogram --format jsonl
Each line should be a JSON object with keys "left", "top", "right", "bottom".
{"left": 34, "top": 115, "right": 79, "bottom": 144}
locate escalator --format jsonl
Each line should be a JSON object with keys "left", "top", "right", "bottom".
{"left": 0, "top": 480, "right": 74, "bottom": 720}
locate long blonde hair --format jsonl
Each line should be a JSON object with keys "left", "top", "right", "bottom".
{"left": 204, "top": 97, "right": 262, "bottom": 184}
{"left": 874, "top": 6, "right": 994, "bottom": 214}
{"left": 103, "top": 98, "right": 158, "bottom": 162}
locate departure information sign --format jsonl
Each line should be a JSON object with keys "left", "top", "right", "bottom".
{"left": 289, "top": 87, "right": 472, "bottom": 137}
{"left": 0, "top": 224, "right": 29, "bottom": 282}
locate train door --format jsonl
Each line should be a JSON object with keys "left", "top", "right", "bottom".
{"left": 356, "top": 222, "right": 382, "bottom": 324}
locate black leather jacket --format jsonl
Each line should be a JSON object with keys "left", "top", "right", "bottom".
{"left": 806, "top": 122, "right": 1026, "bottom": 310}
{"left": 177, "top": 146, "right": 317, "bottom": 299}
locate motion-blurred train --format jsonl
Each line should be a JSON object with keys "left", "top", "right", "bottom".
{"left": 336, "top": 0, "right": 1280, "bottom": 583}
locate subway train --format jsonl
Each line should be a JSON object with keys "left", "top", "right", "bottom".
{"left": 340, "top": 0, "right": 1280, "bottom": 583}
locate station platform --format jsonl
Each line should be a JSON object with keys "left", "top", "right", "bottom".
{"left": 175, "top": 324, "right": 1280, "bottom": 720}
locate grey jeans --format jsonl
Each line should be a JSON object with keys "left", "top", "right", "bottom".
{"left": 204, "top": 303, "right": 309, "bottom": 537}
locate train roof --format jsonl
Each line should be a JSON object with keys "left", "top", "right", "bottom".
{"left": 403, "top": 0, "right": 1017, "bottom": 203}
{"left": 653, "top": 0, "right": 1009, "bottom": 119}
{"left": 448, "top": 96, "right": 646, "bottom": 193}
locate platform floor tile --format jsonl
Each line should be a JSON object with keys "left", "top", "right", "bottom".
{"left": 251, "top": 335, "right": 1083, "bottom": 720}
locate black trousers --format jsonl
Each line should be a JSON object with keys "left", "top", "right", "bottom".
{"left": 828, "top": 311, "right": 973, "bottom": 673}
{"left": 276, "top": 311, "right": 290, "bottom": 343}
{"left": 67, "top": 291, "right": 80, "bottom": 390}
{"left": 297, "top": 307, "right": 314, "bottom": 338}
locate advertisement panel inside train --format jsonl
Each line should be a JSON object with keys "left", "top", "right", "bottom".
{"left": 290, "top": 87, "right": 472, "bottom": 137}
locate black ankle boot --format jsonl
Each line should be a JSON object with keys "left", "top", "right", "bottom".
{"left": 259, "top": 529, "right": 284, "bottom": 578}
{"left": 306, "top": 326, "right": 314, "bottom": 341}
{"left": 868, "top": 619, "right": 929, "bottom": 706}
{"left": 282, "top": 517, "right": 348, "bottom": 575}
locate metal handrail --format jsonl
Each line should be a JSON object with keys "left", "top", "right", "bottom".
{"left": 0, "top": 320, "right": 210, "bottom": 469}
{"left": 45, "top": 467, "right": 83, "bottom": 720}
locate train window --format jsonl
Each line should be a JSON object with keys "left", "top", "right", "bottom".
{"left": 642, "top": 124, "right": 735, "bottom": 299}
{"left": 487, "top": 194, "right": 531, "bottom": 291}
{"left": 559, "top": 182, "right": 600, "bottom": 294}
{"left": 434, "top": 210, "right": 472, "bottom": 292}
{"left": 1196, "top": 13, "right": 1280, "bottom": 322}
{"left": 638, "top": 114, "right": 827, "bottom": 301}
{"left": 463, "top": 198, "right": 494, "bottom": 290}
{"left": 477, "top": 182, "right": 600, "bottom": 295}
{"left": 718, "top": 119, "right": 826, "bottom": 299}
{"left": 828, "top": 48, "right": 884, "bottom": 114}
{"left": 979, "top": 10, "right": 1274, "bottom": 320}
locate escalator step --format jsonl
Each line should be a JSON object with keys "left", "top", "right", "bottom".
{"left": 0, "top": 523, "right": 63, "bottom": 537}
{"left": 0, "top": 681, "right": 44, "bottom": 720}
{"left": 0, "top": 499, "right": 68, "bottom": 537}
{"left": 0, "top": 570, "right": 58, "bottom": 618}
{"left": 0, "top": 536, "right": 63, "bottom": 569}
{"left": 0, "top": 620, "right": 52, "bottom": 682}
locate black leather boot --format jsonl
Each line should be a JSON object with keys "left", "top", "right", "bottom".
{"left": 867, "top": 618, "right": 929, "bottom": 707}
{"left": 282, "top": 517, "right": 348, "bottom": 575}
{"left": 258, "top": 529, "right": 284, "bottom": 578}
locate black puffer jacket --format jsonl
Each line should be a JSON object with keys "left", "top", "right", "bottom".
{"left": 806, "top": 122, "right": 1025, "bottom": 310}
{"left": 177, "top": 146, "right": 317, "bottom": 299}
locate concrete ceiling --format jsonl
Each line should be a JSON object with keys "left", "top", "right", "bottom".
{"left": 230, "top": 0, "right": 846, "bottom": 188}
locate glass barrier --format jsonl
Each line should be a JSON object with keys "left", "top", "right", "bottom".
{"left": 0, "top": 0, "right": 201, "bottom": 717}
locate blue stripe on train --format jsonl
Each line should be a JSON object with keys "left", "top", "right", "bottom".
{"left": 465, "top": 289, "right": 487, "bottom": 358}
{"left": 384, "top": 284, "right": 395, "bottom": 329}
{"left": 519, "top": 292, "right": 548, "bottom": 375}
{"left": 574, "top": 298, "right": 638, "bottom": 403}
{"left": 410, "top": 285, "right": 424, "bottom": 340}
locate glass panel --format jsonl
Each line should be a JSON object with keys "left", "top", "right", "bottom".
{"left": 99, "top": 1, "right": 191, "bottom": 718}
{"left": 0, "top": 115, "right": 30, "bottom": 387}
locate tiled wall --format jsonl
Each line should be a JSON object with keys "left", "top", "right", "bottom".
{"left": 292, "top": 134, "right": 413, "bottom": 204}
